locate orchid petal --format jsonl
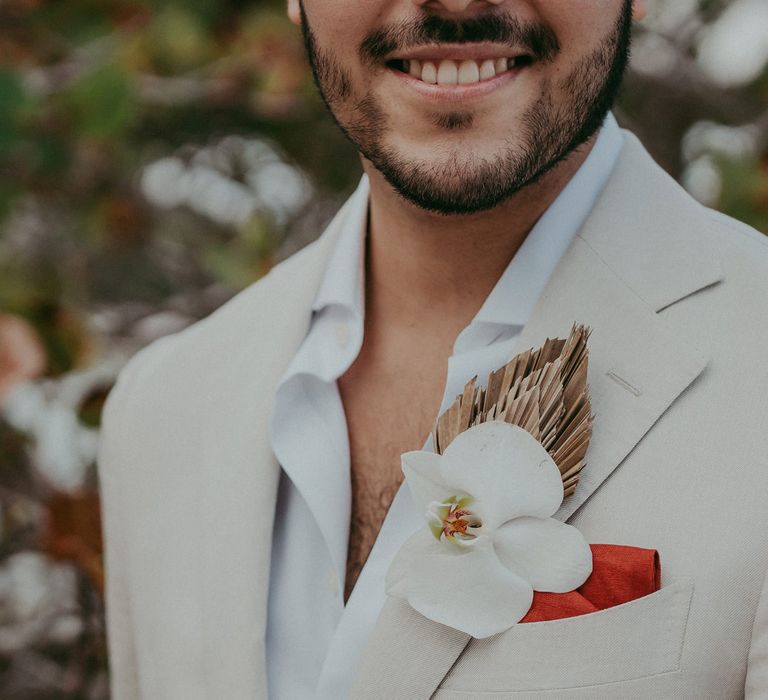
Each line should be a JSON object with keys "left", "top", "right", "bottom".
{"left": 440, "top": 422, "right": 564, "bottom": 529}
{"left": 494, "top": 516, "right": 593, "bottom": 592}
{"left": 387, "top": 531, "right": 533, "bottom": 639}
{"left": 401, "top": 450, "right": 456, "bottom": 517}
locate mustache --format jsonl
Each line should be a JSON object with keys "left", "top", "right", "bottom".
{"left": 360, "top": 13, "right": 561, "bottom": 65}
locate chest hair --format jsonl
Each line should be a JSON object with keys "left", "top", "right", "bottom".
{"left": 338, "top": 359, "right": 444, "bottom": 601}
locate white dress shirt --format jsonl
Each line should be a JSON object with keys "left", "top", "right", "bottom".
{"left": 266, "top": 114, "right": 624, "bottom": 699}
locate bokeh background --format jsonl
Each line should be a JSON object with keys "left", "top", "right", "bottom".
{"left": 0, "top": 0, "right": 766, "bottom": 697}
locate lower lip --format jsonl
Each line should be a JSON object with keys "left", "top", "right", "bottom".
{"left": 388, "top": 65, "right": 526, "bottom": 103}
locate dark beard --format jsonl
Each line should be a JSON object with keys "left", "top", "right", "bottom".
{"left": 300, "top": 2, "right": 633, "bottom": 215}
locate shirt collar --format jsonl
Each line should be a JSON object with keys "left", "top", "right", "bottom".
{"left": 276, "top": 175, "right": 369, "bottom": 386}
{"left": 312, "top": 174, "right": 369, "bottom": 319}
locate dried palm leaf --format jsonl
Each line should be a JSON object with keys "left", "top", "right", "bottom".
{"left": 434, "top": 324, "right": 593, "bottom": 497}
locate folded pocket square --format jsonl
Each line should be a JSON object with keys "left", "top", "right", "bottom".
{"left": 520, "top": 544, "right": 661, "bottom": 623}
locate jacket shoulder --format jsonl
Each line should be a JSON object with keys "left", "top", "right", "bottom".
{"left": 98, "top": 237, "right": 325, "bottom": 461}
{"left": 704, "top": 206, "right": 768, "bottom": 261}
{"left": 695, "top": 205, "right": 768, "bottom": 309}
{"left": 118, "top": 237, "right": 322, "bottom": 392}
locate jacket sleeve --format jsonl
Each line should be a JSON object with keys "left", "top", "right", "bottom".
{"left": 98, "top": 364, "right": 142, "bottom": 700}
{"left": 746, "top": 561, "right": 768, "bottom": 697}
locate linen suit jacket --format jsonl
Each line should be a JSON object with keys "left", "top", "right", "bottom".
{"left": 98, "top": 131, "right": 768, "bottom": 699}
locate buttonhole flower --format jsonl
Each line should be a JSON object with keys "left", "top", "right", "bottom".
{"left": 386, "top": 421, "right": 593, "bottom": 639}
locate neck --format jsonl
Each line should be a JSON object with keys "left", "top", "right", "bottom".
{"left": 362, "top": 133, "right": 599, "bottom": 337}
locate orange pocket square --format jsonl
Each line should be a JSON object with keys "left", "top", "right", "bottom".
{"left": 520, "top": 544, "right": 661, "bottom": 623}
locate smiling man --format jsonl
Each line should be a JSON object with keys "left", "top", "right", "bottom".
{"left": 296, "top": 0, "right": 630, "bottom": 215}
{"left": 98, "top": 1, "right": 768, "bottom": 699}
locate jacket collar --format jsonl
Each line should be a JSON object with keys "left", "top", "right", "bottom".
{"left": 576, "top": 131, "right": 723, "bottom": 312}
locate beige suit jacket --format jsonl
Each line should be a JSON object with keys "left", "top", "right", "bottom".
{"left": 98, "top": 132, "right": 768, "bottom": 699}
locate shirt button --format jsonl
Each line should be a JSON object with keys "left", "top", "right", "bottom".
{"left": 334, "top": 322, "right": 351, "bottom": 349}
{"left": 328, "top": 571, "right": 340, "bottom": 596}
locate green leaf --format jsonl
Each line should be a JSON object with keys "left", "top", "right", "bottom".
{"left": 0, "top": 69, "right": 31, "bottom": 156}
{"left": 66, "top": 64, "right": 137, "bottom": 139}
{"left": 146, "top": 5, "right": 216, "bottom": 74}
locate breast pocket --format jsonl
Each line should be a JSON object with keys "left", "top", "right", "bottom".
{"left": 436, "top": 578, "right": 694, "bottom": 696}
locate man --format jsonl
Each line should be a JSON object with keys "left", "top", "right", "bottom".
{"left": 98, "top": 0, "right": 768, "bottom": 698}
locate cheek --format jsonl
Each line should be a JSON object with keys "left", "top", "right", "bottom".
{"left": 302, "top": 0, "right": 385, "bottom": 50}
{"left": 530, "top": 0, "right": 625, "bottom": 50}
{"left": 527, "top": 0, "right": 625, "bottom": 82}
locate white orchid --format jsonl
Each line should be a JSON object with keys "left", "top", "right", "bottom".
{"left": 386, "top": 421, "right": 593, "bottom": 638}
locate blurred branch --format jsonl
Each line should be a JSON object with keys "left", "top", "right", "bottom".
{"left": 20, "top": 23, "right": 129, "bottom": 97}
{"left": 134, "top": 71, "right": 305, "bottom": 119}
{"left": 23, "top": 49, "right": 305, "bottom": 119}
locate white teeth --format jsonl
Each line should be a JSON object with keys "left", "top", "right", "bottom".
{"left": 457, "top": 59, "right": 480, "bottom": 84}
{"left": 479, "top": 59, "right": 496, "bottom": 81}
{"left": 409, "top": 57, "right": 517, "bottom": 85}
{"left": 421, "top": 61, "right": 437, "bottom": 84}
{"left": 436, "top": 60, "right": 458, "bottom": 85}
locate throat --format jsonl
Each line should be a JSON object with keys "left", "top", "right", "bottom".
{"left": 361, "top": 134, "right": 595, "bottom": 327}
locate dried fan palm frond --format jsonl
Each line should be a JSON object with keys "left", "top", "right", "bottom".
{"left": 434, "top": 324, "right": 593, "bottom": 498}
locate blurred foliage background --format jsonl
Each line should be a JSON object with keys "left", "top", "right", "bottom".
{"left": 0, "top": 0, "right": 766, "bottom": 697}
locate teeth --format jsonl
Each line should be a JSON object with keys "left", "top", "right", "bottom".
{"left": 479, "top": 59, "right": 496, "bottom": 81}
{"left": 436, "top": 60, "right": 458, "bottom": 85}
{"left": 421, "top": 61, "right": 437, "bottom": 84}
{"left": 457, "top": 59, "right": 480, "bottom": 85}
{"left": 408, "top": 57, "right": 520, "bottom": 85}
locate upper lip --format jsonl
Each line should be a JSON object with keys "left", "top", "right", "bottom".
{"left": 387, "top": 43, "right": 531, "bottom": 62}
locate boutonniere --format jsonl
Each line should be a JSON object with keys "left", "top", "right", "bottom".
{"left": 386, "top": 325, "right": 595, "bottom": 638}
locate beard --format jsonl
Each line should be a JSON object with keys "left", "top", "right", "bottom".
{"left": 299, "top": 2, "right": 633, "bottom": 215}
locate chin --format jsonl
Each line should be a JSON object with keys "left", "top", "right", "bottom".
{"left": 385, "top": 141, "right": 509, "bottom": 175}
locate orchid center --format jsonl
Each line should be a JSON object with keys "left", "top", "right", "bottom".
{"left": 426, "top": 496, "right": 482, "bottom": 545}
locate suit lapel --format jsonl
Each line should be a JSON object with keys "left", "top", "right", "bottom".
{"left": 350, "top": 597, "right": 472, "bottom": 700}
{"left": 352, "top": 132, "right": 724, "bottom": 699}
{"left": 516, "top": 234, "right": 710, "bottom": 523}
{"left": 192, "top": 198, "right": 352, "bottom": 699}
{"left": 545, "top": 131, "right": 723, "bottom": 520}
